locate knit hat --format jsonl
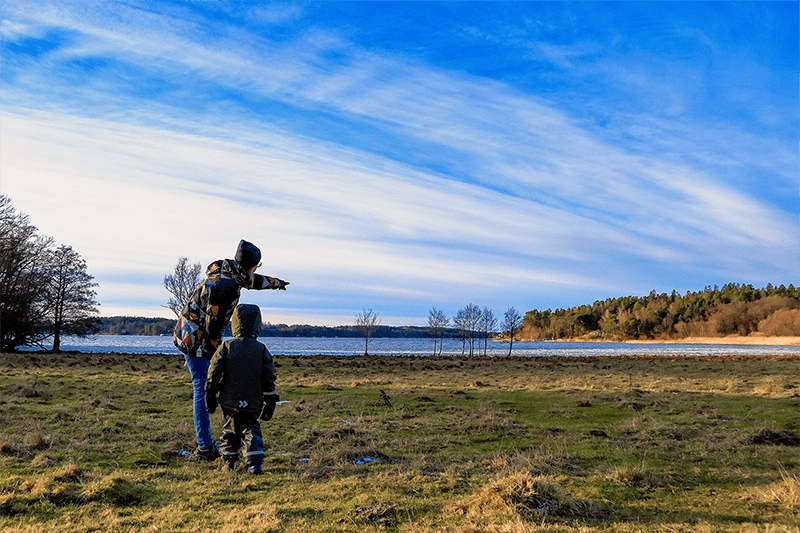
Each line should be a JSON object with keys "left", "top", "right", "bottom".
{"left": 235, "top": 240, "right": 261, "bottom": 270}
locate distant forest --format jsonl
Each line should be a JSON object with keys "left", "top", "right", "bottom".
{"left": 98, "top": 317, "right": 464, "bottom": 339}
{"left": 99, "top": 317, "right": 175, "bottom": 336}
{"left": 100, "top": 283, "right": 800, "bottom": 341}
{"left": 519, "top": 283, "right": 800, "bottom": 341}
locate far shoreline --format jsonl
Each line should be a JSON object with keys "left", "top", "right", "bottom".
{"left": 525, "top": 335, "right": 800, "bottom": 346}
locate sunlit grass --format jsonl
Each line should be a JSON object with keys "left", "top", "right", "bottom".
{"left": 0, "top": 352, "right": 798, "bottom": 532}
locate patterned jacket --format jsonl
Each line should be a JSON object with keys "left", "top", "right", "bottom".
{"left": 175, "top": 258, "right": 287, "bottom": 358}
{"left": 206, "top": 303, "right": 276, "bottom": 414}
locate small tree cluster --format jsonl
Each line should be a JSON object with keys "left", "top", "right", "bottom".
{"left": 428, "top": 305, "right": 518, "bottom": 356}
{"left": 427, "top": 307, "right": 449, "bottom": 356}
{"left": 0, "top": 196, "right": 100, "bottom": 352}
{"left": 452, "top": 304, "right": 483, "bottom": 357}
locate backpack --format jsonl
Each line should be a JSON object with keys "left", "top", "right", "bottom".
{"left": 173, "top": 283, "right": 207, "bottom": 356}
{"left": 173, "top": 313, "right": 203, "bottom": 355}
{"left": 172, "top": 260, "right": 245, "bottom": 356}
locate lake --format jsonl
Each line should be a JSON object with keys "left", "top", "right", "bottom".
{"left": 26, "top": 335, "right": 800, "bottom": 357}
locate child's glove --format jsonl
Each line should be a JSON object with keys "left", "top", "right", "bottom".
{"left": 206, "top": 392, "right": 218, "bottom": 414}
{"left": 260, "top": 393, "right": 279, "bottom": 421}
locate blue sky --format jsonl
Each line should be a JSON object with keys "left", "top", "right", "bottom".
{"left": 1, "top": 1, "right": 797, "bottom": 326}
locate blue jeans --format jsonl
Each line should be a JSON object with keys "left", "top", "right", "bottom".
{"left": 184, "top": 354, "right": 214, "bottom": 450}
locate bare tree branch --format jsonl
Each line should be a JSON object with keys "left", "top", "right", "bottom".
{"left": 164, "top": 257, "right": 203, "bottom": 318}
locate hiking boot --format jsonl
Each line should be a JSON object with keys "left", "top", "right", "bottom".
{"left": 192, "top": 445, "right": 220, "bottom": 461}
{"left": 220, "top": 462, "right": 236, "bottom": 472}
{"left": 246, "top": 465, "right": 262, "bottom": 475}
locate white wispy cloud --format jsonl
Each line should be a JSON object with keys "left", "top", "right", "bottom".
{"left": 1, "top": 1, "right": 795, "bottom": 324}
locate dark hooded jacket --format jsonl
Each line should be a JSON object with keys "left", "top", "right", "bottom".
{"left": 176, "top": 256, "right": 287, "bottom": 358}
{"left": 206, "top": 304, "right": 276, "bottom": 414}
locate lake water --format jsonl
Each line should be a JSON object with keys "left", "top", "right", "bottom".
{"left": 31, "top": 335, "right": 800, "bottom": 357}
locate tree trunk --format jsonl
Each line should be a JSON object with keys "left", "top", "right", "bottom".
{"left": 52, "top": 329, "right": 61, "bottom": 353}
{"left": 52, "top": 316, "right": 62, "bottom": 353}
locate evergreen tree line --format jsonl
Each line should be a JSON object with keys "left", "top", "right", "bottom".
{"left": 521, "top": 284, "right": 800, "bottom": 341}
{"left": 261, "top": 324, "right": 445, "bottom": 338}
{"left": 0, "top": 196, "right": 101, "bottom": 352}
{"left": 99, "top": 317, "right": 175, "bottom": 336}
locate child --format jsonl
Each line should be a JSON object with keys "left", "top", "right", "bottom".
{"left": 205, "top": 304, "right": 278, "bottom": 474}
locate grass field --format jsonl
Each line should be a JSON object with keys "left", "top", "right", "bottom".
{"left": 0, "top": 351, "right": 798, "bottom": 532}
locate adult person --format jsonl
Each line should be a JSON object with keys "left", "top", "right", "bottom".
{"left": 174, "top": 240, "right": 288, "bottom": 460}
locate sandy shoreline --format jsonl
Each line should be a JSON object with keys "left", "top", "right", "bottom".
{"left": 538, "top": 335, "right": 800, "bottom": 346}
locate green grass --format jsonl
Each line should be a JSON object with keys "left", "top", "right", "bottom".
{"left": 0, "top": 352, "right": 798, "bottom": 532}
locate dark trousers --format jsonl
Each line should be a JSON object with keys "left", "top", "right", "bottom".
{"left": 219, "top": 408, "right": 264, "bottom": 467}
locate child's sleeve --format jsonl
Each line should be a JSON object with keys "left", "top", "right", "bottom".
{"left": 261, "top": 346, "right": 277, "bottom": 394}
{"left": 206, "top": 343, "right": 228, "bottom": 396}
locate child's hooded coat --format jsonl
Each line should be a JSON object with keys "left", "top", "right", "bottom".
{"left": 206, "top": 304, "right": 276, "bottom": 414}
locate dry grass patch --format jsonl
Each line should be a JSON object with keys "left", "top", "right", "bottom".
{"left": 488, "top": 448, "right": 585, "bottom": 477}
{"left": 211, "top": 503, "right": 283, "bottom": 532}
{"left": 759, "top": 467, "right": 800, "bottom": 510}
{"left": 616, "top": 414, "right": 693, "bottom": 441}
{"left": 735, "top": 465, "right": 800, "bottom": 520}
{"left": 20, "top": 476, "right": 78, "bottom": 506}
{"left": 52, "top": 462, "right": 84, "bottom": 483}
{"left": 447, "top": 471, "right": 605, "bottom": 523}
{"left": 79, "top": 472, "right": 154, "bottom": 506}
{"left": 604, "top": 463, "right": 669, "bottom": 488}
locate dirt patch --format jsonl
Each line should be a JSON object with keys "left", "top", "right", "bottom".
{"left": 743, "top": 428, "right": 800, "bottom": 446}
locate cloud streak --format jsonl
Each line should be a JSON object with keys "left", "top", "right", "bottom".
{"left": 1, "top": 1, "right": 796, "bottom": 325}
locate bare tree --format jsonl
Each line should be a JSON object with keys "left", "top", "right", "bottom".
{"left": 164, "top": 256, "right": 203, "bottom": 318}
{"left": 451, "top": 304, "right": 482, "bottom": 356}
{"left": 354, "top": 308, "right": 380, "bottom": 356}
{"left": 427, "top": 307, "right": 449, "bottom": 356}
{"left": 479, "top": 307, "right": 497, "bottom": 356}
{"left": 501, "top": 307, "right": 522, "bottom": 356}
{"left": 0, "top": 196, "right": 54, "bottom": 351}
{"left": 452, "top": 307, "right": 468, "bottom": 356}
{"left": 0, "top": 197, "right": 100, "bottom": 352}
{"left": 464, "top": 303, "right": 481, "bottom": 357}
{"left": 45, "top": 245, "right": 100, "bottom": 353}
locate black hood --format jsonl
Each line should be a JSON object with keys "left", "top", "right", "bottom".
{"left": 231, "top": 304, "right": 261, "bottom": 338}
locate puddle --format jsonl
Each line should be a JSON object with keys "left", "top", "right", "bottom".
{"left": 171, "top": 450, "right": 192, "bottom": 457}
